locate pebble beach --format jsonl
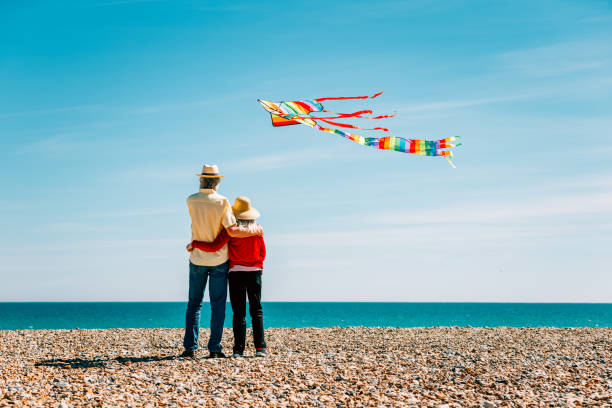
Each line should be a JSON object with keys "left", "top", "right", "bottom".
{"left": 1, "top": 327, "right": 610, "bottom": 407}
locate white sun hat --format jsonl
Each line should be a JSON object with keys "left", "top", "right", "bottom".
{"left": 196, "top": 164, "right": 224, "bottom": 178}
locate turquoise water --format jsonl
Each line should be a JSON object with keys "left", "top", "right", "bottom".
{"left": 0, "top": 303, "right": 610, "bottom": 330}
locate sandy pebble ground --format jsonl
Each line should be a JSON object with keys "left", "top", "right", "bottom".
{"left": 0, "top": 327, "right": 610, "bottom": 407}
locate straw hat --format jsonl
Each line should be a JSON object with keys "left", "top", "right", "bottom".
{"left": 231, "top": 196, "right": 260, "bottom": 220}
{"left": 196, "top": 164, "right": 224, "bottom": 178}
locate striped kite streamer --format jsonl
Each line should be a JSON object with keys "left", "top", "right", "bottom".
{"left": 257, "top": 91, "right": 461, "bottom": 167}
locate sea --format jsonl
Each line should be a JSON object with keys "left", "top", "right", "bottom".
{"left": 0, "top": 302, "right": 611, "bottom": 330}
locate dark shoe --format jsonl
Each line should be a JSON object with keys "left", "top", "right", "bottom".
{"left": 255, "top": 348, "right": 268, "bottom": 357}
{"left": 206, "top": 351, "right": 226, "bottom": 359}
{"left": 232, "top": 351, "right": 244, "bottom": 358}
{"left": 179, "top": 350, "right": 195, "bottom": 358}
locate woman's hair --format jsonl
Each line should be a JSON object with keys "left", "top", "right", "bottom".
{"left": 236, "top": 218, "right": 260, "bottom": 233}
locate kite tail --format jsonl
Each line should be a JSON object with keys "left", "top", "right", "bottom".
{"left": 314, "top": 91, "right": 383, "bottom": 102}
{"left": 303, "top": 109, "right": 374, "bottom": 119}
{"left": 371, "top": 111, "right": 396, "bottom": 119}
{"left": 446, "top": 156, "right": 456, "bottom": 168}
{"left": 318, "top": 109, "right": 397, "bottom": 120}
{"left": 291, "top": 109, "right": 396, "bottom": 126}
{"left": 436, "top": 150, "right": 456, "bottom": 168}
{"left": 438, "top": 136, "right": 461, "bottom": 168}
{"left": 313, "top": 124, "right": 460, "bottom": 167}
{"left": 316, "top": 118, "right": 389, "bottom": 131}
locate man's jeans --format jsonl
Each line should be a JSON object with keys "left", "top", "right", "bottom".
{"left": 183, "top": 261, "right": 228, "bottom": 353}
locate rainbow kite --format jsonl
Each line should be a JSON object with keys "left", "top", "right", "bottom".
{"left": 257, "top": 91, "right": 461, "bottom": 167}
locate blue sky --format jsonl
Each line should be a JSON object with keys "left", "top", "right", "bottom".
{"left": 1, "top": 0, "right": 611, "bottom": 302}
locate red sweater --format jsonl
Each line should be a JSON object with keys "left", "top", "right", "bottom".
{"left": 191, "top": 229, "right": 266, "bottom": 270}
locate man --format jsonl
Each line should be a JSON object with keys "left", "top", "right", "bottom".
{"left": 181, "top": 164, "right": 262, "bottom": 358}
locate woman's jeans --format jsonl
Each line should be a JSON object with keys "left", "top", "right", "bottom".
{"left": 183, "top": 261, "right": 228, "bottom": 353}
{"left": 228, "top": 271, "right": 266, "bottom": 353}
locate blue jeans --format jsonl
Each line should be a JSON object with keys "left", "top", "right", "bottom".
{"left": 183, "top": 261, "right": 228, "bottom": 353}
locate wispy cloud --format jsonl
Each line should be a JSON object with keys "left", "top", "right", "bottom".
{"left": 126, "top": 99, "right": 215, "bottom": 115}
{"left": 542, "top": 173, "right": 612, "bottom": 191}
{"left": 16, "top": 131, "right": 132, "bottom": 155}
{"left": 106, "top": 147, "right": 339, "bottom": 189}
{"left": 90, "top": 0, "right": 164, "bottom": 7}
{"left": 365, "top": 171, "right": 612, "bottom": 226}
{"left": 104, "top": 148, "right": 334, "bottom": 183}
{"left": 0, "top": 238, "right": 184, "bottom": 253}
{"left": 374, "top": 191, "right": 612, "bottom": 225}
{"left": 45, "top": 222, "right": 117, "bottom": 234}
{"left": 192, "top": 4, "right": 254, "bottom": 12}
{"left": 2, "top": 91, "right": 252, "bottom": 119}
{"left": 106, "top": 164, "right": 194, "bottom": 182}
{"left": 227, "top": 148, "right": 335, "bottom": 171}
{"left": 0, "top": 101, "right": 198, "bottom": 119}
{"left": 0, "top": 105, "right": 103, "bottom": 119}
{"left": 398, "top": 94, "right": 532, "bottom": 113}
{"left": 270, "top": 173, "right": 612, "bottom": 250}
{"left": 580, "top": 15, "right": 612, "bottom": 23}
{"left": 271, "top": 219, "right": 612, "bottom": 250}
{"left": 499, "top": 40, "right": 612, "bottom": 77}
{"left": 18, "top": 134, "right": 90, "bottom": 154}
{"left": 99, "top": 208, "right": 183, "bottom": 217}
{"left": 580, "top": 144, "right": 612, "bottom": 155}
{"left": 126, "top": 90, "right": 257, "bottom": 115}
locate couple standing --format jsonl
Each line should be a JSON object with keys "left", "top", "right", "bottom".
{"left": 180, "top": 164, "right": 267, "bottom": 359}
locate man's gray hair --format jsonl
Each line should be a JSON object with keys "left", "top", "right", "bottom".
{"left": 200, "top": 177, "right": 221, "bottom": 190}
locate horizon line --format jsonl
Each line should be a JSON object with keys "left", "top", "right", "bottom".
{"left": 1, "top": 301, "right": 611, "bottom": 304}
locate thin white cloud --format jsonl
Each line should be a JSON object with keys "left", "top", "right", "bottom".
{"left": 227, "top": 148, "right": 335, "bottom": 171}
{"left": 91, "top": 0, "right": 164, "bottom": 6}
{"left": 271, "top": 221, "right": 612, "bottom": 250}
{"left": 127, "top": 100, "right": 215, "bottom": 115}
{"left": 192, "top": 4, "right": 254, "bottom": 12}
{"left": 106, "top": 148, "right": 336, "bottom": 184}
{"left": 580, "top": 15, "right": 612, "bottom": 23}
{"left": 390, "top": 192, "right": 612, "bottom": 225}
{"left": 398, "top": 94, "right": 532, "bottom": 113}
{"left": 396, "top": 75, "right": 612, "bottom": 119}
{"left": 2, "top": 91, "right": 252, "bottom": 119}
{"left": 105, "top": 163, "right": 197, "bottom": 183}
{"left": 99, "top": 208, "right": 183, "bottom": 217}
{"left": 0, "top": 238, "right": 185, "bottom": 253}
{"left": 270, "top": 173, "right": 612, "bottom": 249}
{"left": 16, "top": 130, "right": 135, "bottom": 154}
{"left": 0, "top": 105, "right": 102, "bottom": 119}
{"left": 365, "top": 173, "right": 612, "bottom": 226}
{"left": 45, "top": 222, "right": 118, "bottom": 233}
{"left": 546, "top": 173, "right": 612, "bottom": 190}
{"left": 18, "top": 134, "right": 88, "bottom": 153}
{"left": 499, "top": 40, "right": 612, "bottom": 77}
{"left": 126, "top": 90, "right": 258, "bottom": 115}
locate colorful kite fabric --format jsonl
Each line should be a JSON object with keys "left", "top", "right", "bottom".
{"left": 257, "top": 91, "right": 461, "bottom": 167}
